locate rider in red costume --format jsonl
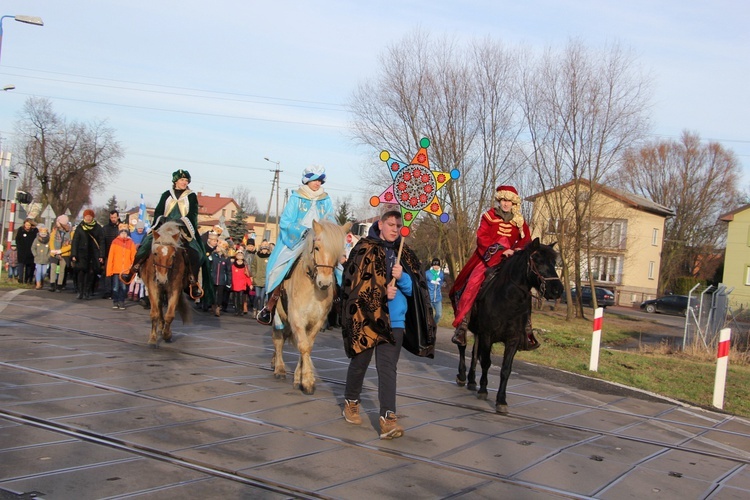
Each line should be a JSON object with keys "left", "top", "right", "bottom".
{"left": 449, "top": 185, "right": 533, "bottom": 347}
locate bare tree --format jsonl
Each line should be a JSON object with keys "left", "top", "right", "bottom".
{"left": 520, "top": 39, "right": 651, "bottom": 319}
{"left": 13, "top": 97, "right": 123, "bottom": 218}
{"left": 614, "top": 131, "right": 741, "bottom": 293}
{"left": 230, "top": 185, "right": 259, "bottom": 214}
{"left": 349, "top": 32, "right": 524, "bottom": 277}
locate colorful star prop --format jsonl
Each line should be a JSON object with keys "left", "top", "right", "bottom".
{"left": 370, "top": 137, "right": 460, "bottom": 237}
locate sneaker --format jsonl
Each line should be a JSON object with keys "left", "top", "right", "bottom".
{"left": 379, "top": 411, "right": 404, "bottom": 440}
{"left": 118, "top": 303, "right": 126, "bottom": 310}
{"left": 112, "top": 304, "right": 119, "bottom": 309}
{"left": 342, "top": 399, "right": 362, "bottom": 425}
{"left": 256, "top": 307, "right": 273, "bottom": 325}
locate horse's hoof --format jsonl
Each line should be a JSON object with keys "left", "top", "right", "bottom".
{"left": 456, "top": 376, "right": 466, "bottom": 387}
{"left": 274, "top": 373, "right": 286, "bottom": 380}
{"left": 476, "top": 392, "right": 488, "bottom": 401}
{"left": 467, "top": 383, "right": 477, "bottom": 391}
{"left": 496, "top": 404, "right": 509, "bottom": 414}
{"left": 301, "top": 386, "right": 315, "bottom": 395}
{"left": 149, "top": 343, "right": 158, "bottom": 349}
{"left": 164, "top": 338, "right": 173, "bottom": 343}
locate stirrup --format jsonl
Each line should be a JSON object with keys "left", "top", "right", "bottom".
{"left": 189, "top": 283, "right": 204, "bottom": 300}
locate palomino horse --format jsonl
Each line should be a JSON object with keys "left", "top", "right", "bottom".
{"left": 457, "top": 238, "right": 563, "bottom": 413}
{"left": 272, "top": 219, "right": 351, "bottom": 394}
{"left": 139, "top": 221, "right": 192, "bottom": 347}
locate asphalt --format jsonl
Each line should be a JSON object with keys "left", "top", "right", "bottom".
{"left": 1, "top": 286, "right": 749, "bottom": 499}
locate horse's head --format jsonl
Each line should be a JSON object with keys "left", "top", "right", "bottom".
{"left": 151, "top": 222, "right": 183, "bottom": 285}
{"left": 527, "top": 238, "right": 564, "bottom": 300}
{"left": 305, "top": 220, "right": 351, "bottom": 291}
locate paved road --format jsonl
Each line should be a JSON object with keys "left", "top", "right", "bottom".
{"left": 1, "top": 288, "right": 749, "bottom": 499}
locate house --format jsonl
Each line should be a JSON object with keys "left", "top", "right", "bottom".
{"left": 719, "top": 204, "right": 750, "bottom": 309}
{"left": 526, "top": 180, "right": 675, "bottom": 306}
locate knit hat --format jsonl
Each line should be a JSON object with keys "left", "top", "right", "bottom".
{"left": 118, "top": 223, "right": 129, "bottom": 233}
{"left": 172, "top": 169, "right": 191, "bottom": 183}
{"left": 11, "top": 241, "right": 16, "bottom": 247}
{"left": 83, "top": 209, "right": 95, "bottom": 218}
{"left": 56, "top": 214, "right": 69, "bottom": 226}
{"left": 301, "top": 165, "right": 326, "bottom": 185}
{"left": 494, "top": 185, "right": 521, "bottom": 204}
{"left": 136, "top": 220, "right": 145, "bottom": 229}
{"left": 247, "top": 238, "right": 255, "bottom": 246}
{"left": 38, "top": 225, "right": 48, "bottom": 234}
{"left": 431, "top": 258, "right": 440, "bottom": 267}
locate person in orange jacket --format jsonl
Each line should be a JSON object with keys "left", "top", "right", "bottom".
{"left": 106, "top": 224, "right": 136, "bottom": 310}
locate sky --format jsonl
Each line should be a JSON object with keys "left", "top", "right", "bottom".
{"left": 0, "top": 0, "right": 748, "bottom": 218}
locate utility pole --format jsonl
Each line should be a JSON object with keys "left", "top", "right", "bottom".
{"left": 263, "top": 157, "right": 281, "bottom": 242}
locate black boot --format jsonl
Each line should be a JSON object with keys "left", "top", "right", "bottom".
{"left": 49, "top": 283, "right": 57, "bottom": 292}
{"left": 120, "top": 262, "right": 140, "bottom": 284}
{"left": 257, "top": 286, "right": 281, "bottom": 325}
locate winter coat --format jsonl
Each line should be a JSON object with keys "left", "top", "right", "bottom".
{"left": 15, "top": 226, "right": 38, "bottom": 264}
{"left": 209, "top": 251, "right": 232, "bottom": 287}
{"left": 102, "top": 220, "right": 121, "bottom": 260}
{"left": 230, "top": 262, "right": 252, "bottom": 292}
{"left": 426, "top": 268, "right": 445, "bottom": 302}
{"left": 31, "top": 234, "right": 52, "bottom": 266}
{"left": 3, "top": 247, "right": 18, "bottom": 267}
{"left": 106, "top": 236, "right": 137, "bottom": 277}
{"left": 250, "top": 252, "right": 269, "bottom": 287}
{"left": 71, "top": 221, "right": 105, "bottom": 268}
{"left": 50, "top": 226, "right": 72, "bottom": 258}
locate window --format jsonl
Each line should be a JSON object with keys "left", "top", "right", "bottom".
{"left": 589, "top": 256, "right": 620, "bottom": 283}
{"left": 547, "top": 218, "right": 562, "bottom": 234}
{"left": 652, "top": 228, "right": 658, "bottom": 246}
{"left": 648, "top": 261, "right": 655, "bottom": 279}
{"left": 745, "top": 266, "right": 750, "bottom": 286}
{"left": 591, "top": 220, "right": 626, "bottom": 249}
{"left": 221, "top": 209, "right": 226, "bottom": 217}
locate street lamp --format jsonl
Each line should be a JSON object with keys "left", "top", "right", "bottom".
{"left": 0, "top": 14, "right": 44, "bottom": 64}
{"left": 2, "top": 85, "right": 15, "bottom": 91}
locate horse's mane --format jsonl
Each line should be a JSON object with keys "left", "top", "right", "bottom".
{"left": 152, "top": 221, "right": 183, "bottom": 248}
{"left": 301, "top": 220, "right": 342, "bottom": 261}
{"left": 486, "top": 242, "right": 557, "bottom": 286}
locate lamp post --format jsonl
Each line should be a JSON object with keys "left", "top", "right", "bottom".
{"left": 263, "top": 157, "right": 282, "bottom": 243}
{"left": 0, "top": 14, "right": 44, "bottom": 64}
{"left": 2, "top": 85, "right": 14, "bottom": 91}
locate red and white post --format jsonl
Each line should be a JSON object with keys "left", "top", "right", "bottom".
{"left": 712, "top": 328, "right": 731, "bottom": 409}
{"left": 589, "top": 307, "right": 604, "bottom": 372}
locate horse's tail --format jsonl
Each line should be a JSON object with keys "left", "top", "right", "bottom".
{"left": 177, "top": 292, "right": 193, "bottom": 325}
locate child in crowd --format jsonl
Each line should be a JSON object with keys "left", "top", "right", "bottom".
{"left": 3, "top": 242, "right": 18, "bottom": 281}
{"left": 209, "top": 240, "right": 232, "bottom": 317}
{"left": 31, "top": 226, "right": 51, "bottom": 290}
{"left": 106, "top": 224, "right": 136, "bottom": 310}
{"left": 230, "top": 250, "right": 253, "bottom": 316}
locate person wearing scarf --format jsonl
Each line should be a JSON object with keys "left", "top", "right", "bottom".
{"left": 50, "top": 215, "right": 73, "bottom": 292}
{"left": 256, "top": 165, "right": 338, "bottom": 326}
{"left": 339, "top": 210, "right": 436, "bottom": 439}
{"left": 449, "top": 185, "right": 532, "bottom": 347}
{"left": 121, "top": 169, "right": 210, "bottom": 302}
{"left": 31, "top": 225, "right": 52, "bottom": 290}
{"left": 71, "top": 209, "right": 105, "bottom": 299}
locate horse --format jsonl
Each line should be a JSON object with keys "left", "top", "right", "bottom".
{"left": 139, "top": 221, "right": 192, "bottom": 347}
{"left": 272, "top": 219, "right": 351, "bottom": 394}
{"left": 456, "top": 238, "right": 564, "bottom": 414}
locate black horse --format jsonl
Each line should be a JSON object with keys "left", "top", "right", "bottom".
{"left": 456, "top": 238, "right": 564, "bottom": 414}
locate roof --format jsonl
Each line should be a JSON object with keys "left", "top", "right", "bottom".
{"left": 718, "top": 203, "right": 750, "bottom": 222}
{"left": 195, "top": 192, "right": 238, "bottom": 215}
{"left": 525, "top": 180, "right": 675, "bottom": 218}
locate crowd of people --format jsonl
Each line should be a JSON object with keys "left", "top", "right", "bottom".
{"left": 1, "top": 167, "right": 534, "bottom": 442}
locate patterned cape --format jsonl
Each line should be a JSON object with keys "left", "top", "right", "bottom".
{"left": 340, "top": 237, "right": 436, "bottom": 359}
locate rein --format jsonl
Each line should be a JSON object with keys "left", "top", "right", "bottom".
{"left": 527, "top": 249, "right": 558, "bottom": 297}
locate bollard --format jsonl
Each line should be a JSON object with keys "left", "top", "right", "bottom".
{"left": 589, "top": 307, "right": 603, "bottom": 372}
{"left": 712, "top": 328, "right": 731, "bottom": 409}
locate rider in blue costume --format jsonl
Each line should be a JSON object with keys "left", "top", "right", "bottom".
{"left": 257, "top": 165, "right": 338, "bottom": 325}
{"left": 121, "top": 169, "right": 210, "bottom": 301}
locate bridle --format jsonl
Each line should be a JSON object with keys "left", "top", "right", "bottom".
{"left": 527, "top": 249, "right": 560, "bottom": 297}
{"left": 152, "top": 243, "right": 179, "bottom": 273}
{"left": 306, "top": 238, "right": 335, "bottom": 282}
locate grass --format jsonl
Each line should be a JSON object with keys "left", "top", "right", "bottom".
{"left": 439, "top": 299, "right": 750, "bottom": 418}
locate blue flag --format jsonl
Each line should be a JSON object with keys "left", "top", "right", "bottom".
{"left": 138, "top": 194, "right": 151, "bottom": 231}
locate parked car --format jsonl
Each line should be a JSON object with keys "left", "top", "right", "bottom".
{"left": 639, "top": 295, "right": 697, "bottom": 316}
{"left": 564, "top": 286, "right": 616, "bottom": 307}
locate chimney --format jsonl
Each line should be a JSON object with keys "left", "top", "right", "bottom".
{"left": 216, "top": 193, "right": 220, "bottom": 197}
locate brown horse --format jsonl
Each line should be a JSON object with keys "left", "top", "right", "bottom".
{"left": 272, "top": 219, "right": 351, "bottom": 394}
{"left": 139, "top": 221, "right": 192, "bottom": 347}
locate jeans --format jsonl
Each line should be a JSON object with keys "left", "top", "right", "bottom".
{"left": 6, "top": 265, "right": 18, "bottom": 279}
{"left": 344, "top": 327, "right": 404, "bottom": 417}
{"left": 254, "top": 286, "right": 266, "bottom": 310}
{"left": 35, "top": 264, "right": 49, "bottom": 283}
{"left": 111, "top": 274, "right": 127, "bottom": 303}
{"left": 431, "top": 299, "right": 442, "bottom": 325}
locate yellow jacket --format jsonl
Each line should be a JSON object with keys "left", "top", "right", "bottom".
{"left": 50, "top": 226, "right": 73, "bottom": 258}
